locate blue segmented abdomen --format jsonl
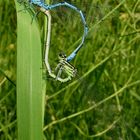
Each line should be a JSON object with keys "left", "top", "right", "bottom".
{"left": 29, "top": 0, "right": 88, "bottom": 62}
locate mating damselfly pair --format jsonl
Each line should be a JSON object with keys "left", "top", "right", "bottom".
{"left": 18, "top": 0, "right": 88, "bottom": 82}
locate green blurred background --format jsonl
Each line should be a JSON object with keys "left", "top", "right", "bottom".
{"left": 0, "top": 0, "right": 140, "bottom": 139}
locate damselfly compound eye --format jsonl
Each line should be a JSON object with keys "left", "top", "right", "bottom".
{"left": 59, "top": 52, "right": 67, "bottom": 58}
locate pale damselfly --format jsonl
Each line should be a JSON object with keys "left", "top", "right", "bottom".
{"left": 41, "top": 9, "right": 78, "bottom": 82}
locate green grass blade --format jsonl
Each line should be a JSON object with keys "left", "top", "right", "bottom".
{"left": 14, "top": 1, "right": 45, "bottom": 140}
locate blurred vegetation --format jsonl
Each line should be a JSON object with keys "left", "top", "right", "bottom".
{"left": 1, "top": 0, "right": 140, "bottom": 139}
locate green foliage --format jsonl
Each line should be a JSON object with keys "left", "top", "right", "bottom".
{"left": 1, "top": 0, "right": 140, "bottom": 139}
{"left": 14, "top": 0, "right": 45, "bottom": 140}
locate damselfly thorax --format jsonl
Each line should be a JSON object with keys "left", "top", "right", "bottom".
{"left": 55, "top": 53, "right": 77, "bottom": 80}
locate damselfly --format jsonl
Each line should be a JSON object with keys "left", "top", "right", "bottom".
{"left": 42, "top": 9, "right": 77, "bottom": 82}
{"left": 18, "top": 0, "right": 88, "bottom": 82}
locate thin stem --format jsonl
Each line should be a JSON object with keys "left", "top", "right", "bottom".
{"left": 44, "top": 79, "right": 140, "bottom": 130}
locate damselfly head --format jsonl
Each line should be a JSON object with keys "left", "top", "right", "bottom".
{"left": 58, "top": 52, "right": 67, "bottom": 59}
